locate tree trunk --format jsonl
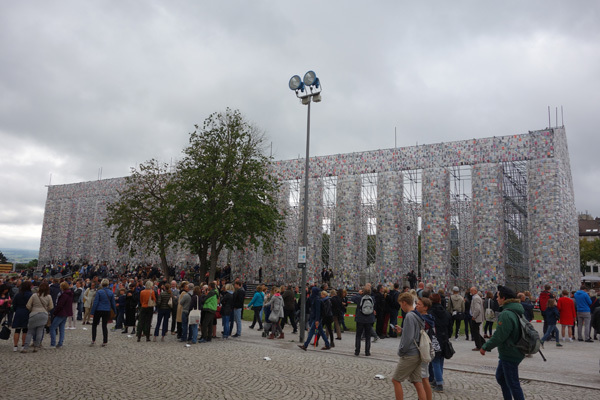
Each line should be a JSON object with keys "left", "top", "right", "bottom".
{"left": 158, "top": 234, "right": 170, "bottom": 279}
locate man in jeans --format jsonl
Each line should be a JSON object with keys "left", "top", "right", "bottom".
{"left": 480, "top": 286, "right": 525, "bottom": 400}
{"left": 230, "top": 280, "right": 246, "bottom": 337}
{"left": 573, "top": 285, "right": 593, "bottom": 342}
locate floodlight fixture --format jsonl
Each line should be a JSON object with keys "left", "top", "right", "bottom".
{"left": 289, "top": 75, "right": 304, "bottom": 91}
{"left": 303, "top": 70, "right": 317, "bottom": 86}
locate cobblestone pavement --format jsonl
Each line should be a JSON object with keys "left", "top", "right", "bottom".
{"left": 0, "top": 318, "right": 598, "bottom": 399}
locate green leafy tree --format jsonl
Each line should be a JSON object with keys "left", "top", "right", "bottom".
{"left": 579, "top": 238, "right": 600, "bottom": 275}
{"left": 106, "top": 159, "right": 175, "bottom": 277}
{"left": 174, "top": 109, "right": 284, "bottom": 282}
{"left": 0, "top": 251, "right": 7, "bottom": 264}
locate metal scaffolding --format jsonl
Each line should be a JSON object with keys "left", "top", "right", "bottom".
{"left": 361, "top": 173, "right": 378, "bottom": 283}
{"left": 502, "top": 161, "right": 529, "bottom": 292}
{"left": 403, "top": 169, "right": 422, "bottom": 278}
{"left": 321, "top": 176, "right": 337, "bottom": 270}
{"left": 449, "top": 165, "right": 473, "bottom": 289}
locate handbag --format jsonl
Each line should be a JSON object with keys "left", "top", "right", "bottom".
{"left": 147, "top": 290, "right": 156, "bottom": 307}
{"left": 189, "top": 296, "right": 201, "bottom": 325}
{"left": 0, "top": 320, "right": 11, "bottom": 340}
{"left": 46, "top": 313, "right": 52, "bottom": 327}
{"left": 442, "top": 341, "right": 455, "bottom": 359}
{"left": 168, "top": 296, "right": 173, "bottom": 307}
{"left": 215, "top": 305, "right": 222, "bottom": 319}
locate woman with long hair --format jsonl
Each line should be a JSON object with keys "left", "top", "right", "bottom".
{"left": 11, "top": 281, "right": 33, "bottom": 352}
{"left": 22, "top": 281, "right": 53, "bottom": 353}
{"left": 137, "top": 280, "right": 156, "bottom": 342}
{"left": 49, "top": 281, "right": 73, "bottom": 349}
{"left": 90, "top": 278, "right": 116, "bottom": 347}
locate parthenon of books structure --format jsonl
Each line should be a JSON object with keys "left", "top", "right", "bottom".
{"left": 39, "top": 127, "right": 580, "bottom": 295}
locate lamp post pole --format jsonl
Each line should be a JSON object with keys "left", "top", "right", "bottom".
{"left": 289, "top": 71, "right": 321, "bottom": 345}
{"left": 299, "top": 100, "right": 311, "bottom": 344}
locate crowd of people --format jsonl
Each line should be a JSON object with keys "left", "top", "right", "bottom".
{"left": 1, "top": 271, "right": 599, "bottom": 400}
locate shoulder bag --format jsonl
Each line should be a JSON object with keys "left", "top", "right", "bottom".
{"left": 189, "top": 297, "right": 201, "bottom": 325}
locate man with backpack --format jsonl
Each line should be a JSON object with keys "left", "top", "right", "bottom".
{"left": 480, "top": 285, "right": 525, "bottom": 400}
{"left": 351, "top": 285, "right": 376, "bottom": 356}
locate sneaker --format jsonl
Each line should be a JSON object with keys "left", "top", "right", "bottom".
{"left": 49, "top": 345, "right": 57, "bottom": 349}
{"left": 569, "top": 337, "right": 573, "bottom": 342}
{"left": 372, "top": 336, "right": 378, "bottom": 342}
{"left": 433, "top": 385, "right": 444, "bottom": 393}
{"left": 232, "top": 334, "right": 240, "bottom": 338}
{"left": 556, "top": 343, "right": 563, "bottom": 347}
{"left": 298, "top": 345, "right": 307, "bottom": 351}
{"left": 321, "top": 346, "right": 331, "bottom": 350}
{"left": 585, "top": 339, "right": 593, "bottom": 343}
{"left": 13, "top": 346, "right": 18, "bottom": 352}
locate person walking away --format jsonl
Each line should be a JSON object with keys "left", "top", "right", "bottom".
{"left": 248, "top": 285, "right": 265, "bottom": 330}
{"left": 351, "top": 285, "right": 376, "bottom": 356}
{"left": 21, "top": 282, "right": 53, "bottom": 353}
{"left": 429, "top": 293, "right": 451, "bottom": 393}
{"left": 136, "top": 280, "right": 156, "bottom": 342}
{"left": 557, "top": 289, "right": 576, "bottom": 342}
{"left": 540, "top": 298, "right": 562, "bottom": 347}
{"left": 391, "top": 292, "right": 427, "bottom": 400}
{"left": 470, "top": 287, "right": 485, "bottom": 351}
{"left": 50, "top": 281, "right": 74, "bottom": 349}
{"left": 538, "top": 284, "right": 554, "bottom": 336}
{"left": 480, "top": 286, "right": 525, "bottom": 400}
{"left": 267, "top": 286, "right": 284, "bottom": 339}
{"left": 330, "top": 289, "right": 343, "bottom": 340}
{"left": 122, "top": 285, "right": 137, "bottom": 335}
{"left": 10, "top": 281, "right": 33, "bottom": 352}
{"left": 483, "top": 291, "right": 496, "bottom": 338}
{"left": 573, "top": 285, "right": 593, "bottom": 342}
{"left": 90, "top": 278, "right": 116, "bottom": 347}
{"left": 281, "top": 285, "right": 297, "bottom": 334}
{"left": 447, "top": 287, "right": 465, "bottom": 341}
{"left": 297, "top": 286, "right": 331, "bottom": 351}
{"left": 153, "top": 282, "right": 171, "bottom": 342}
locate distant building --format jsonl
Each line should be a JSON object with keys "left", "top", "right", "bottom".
{"left": 579, "top": 216, "right": 600, "bottom": 280}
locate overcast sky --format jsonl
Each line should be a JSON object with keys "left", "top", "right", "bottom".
{"left": 1, "top": 1, "right": 599, "bottom": 251}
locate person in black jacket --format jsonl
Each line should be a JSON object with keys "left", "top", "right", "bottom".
{"left": 230, "top": 280, "right": 245, "bottom": 337}
{"left": 331, "top": 289, "right": 343, "bottom": 340}
{"left": 297, "top": 286, "right": 331, "bottom": 351}
{"left": 352, "top": 286, "right": 376, "bottom": 356}
{"left": 430, "top": 293, "right": 452, "bottom": 393}
{"left": 281, "top": 285, "right": 297, "bottom": 334}
{"left": 387, "top": 283, "right": 401, "bottom": 338}
{"left": 374, "top": 284, "right": 386, "bottom": 339}
{"left": 220, "top": 284, "right": 234, "bottom": 339}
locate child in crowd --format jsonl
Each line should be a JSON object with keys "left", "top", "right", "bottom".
{"left": 540, "top": 298, "right": 562, "bottom": 347}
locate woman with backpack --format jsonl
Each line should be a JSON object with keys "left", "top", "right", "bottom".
{"left": 90, "top": 278, "right": 117, "bottom": 347}
{"left": 351, "top": 286, "right": 375, "bottom": 356}
{"left": 267, "top": 286, "right": 284, "bottom": 339}
{"left": 483, "top": 291, "right": 497, "bottom": 338}
{"left": 21, "top": 282, "right": 53, "bottom": 353}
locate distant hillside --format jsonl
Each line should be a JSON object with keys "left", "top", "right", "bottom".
{"left": 1, "top": 248, "right": 39, "bottom": 264}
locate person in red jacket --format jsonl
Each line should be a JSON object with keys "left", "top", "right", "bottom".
{"left": 538, "top": 284, "right": 554, "bottom": 336}
{"left": 557, "top": 289, "right": 576, "bottom": 342}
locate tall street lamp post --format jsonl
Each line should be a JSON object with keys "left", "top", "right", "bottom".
{"left": 289, "top": 71, "right": 322, "bottom": 343}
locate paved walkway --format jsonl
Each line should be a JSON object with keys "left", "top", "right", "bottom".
{"left": 0, "top": 317, "right": 598, "bottom": 399}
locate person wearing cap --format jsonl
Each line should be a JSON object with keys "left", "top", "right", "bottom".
{"left": 480, "top": 285, "right": 525, "bottom": 400}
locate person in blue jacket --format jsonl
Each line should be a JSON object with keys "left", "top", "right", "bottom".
{"left": 248, "top": 285, "right": 265, "bottom": 330}
{"left": 90, "top": 278, "right": 117, "bottom": 347}
{"left": 573, "top": 285, "right": 593, "bottom": 342}
{"left": 298, "top": 286, "right": 331, "bottom": 351}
